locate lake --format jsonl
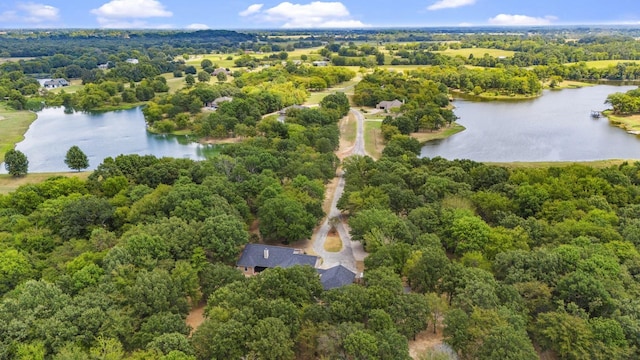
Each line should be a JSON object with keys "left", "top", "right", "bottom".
{"left": 421, "top": 85, "right": 640, "bottom": 162}
{"left": 5, "top": 107, "right": 217, "bottom": 173}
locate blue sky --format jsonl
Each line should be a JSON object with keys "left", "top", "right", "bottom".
{"left": 0, "top": 0, "right": 639, "bottom": 29}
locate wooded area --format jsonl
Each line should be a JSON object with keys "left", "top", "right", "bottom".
{"left": 2, "top": 26, "right": 640, "bottom": 359}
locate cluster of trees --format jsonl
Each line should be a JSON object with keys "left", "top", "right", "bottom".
{"left": 606, "top": 87, "right": 640, "bottom": 114}
{"left": 45, "top": 77, "right": 168, "bottom": 111}
{"left": 143, "top": 64, "right": 354, "bottom": 137}
{"left": 338, "top": 143, "right": 640, "bottom": 358}
{"left": 0, "top": 113, "right": 340, "bottom": 358}
{"left": 353, "top": 69, "right": 457, "bottom": 135}
{"left": 194, "top": 264, "right": 429, "bottom": 359}
{"left": 411, "top": 65, "right": 543, "bottom": 96}
{"left": 467, "top": 34, "right": 640, "bottom": 66}
{"left": 238, "top": 64, "right": 355, "bottom": 92}
{"left": 0, "top": 66, "right": 41, "bottom": 110}
{"left": 4, "top": 146, "right": 89, "bottom": 177}
{"left": 0, "top": 30, "right": 254, "bottom": 59}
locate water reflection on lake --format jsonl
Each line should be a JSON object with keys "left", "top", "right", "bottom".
{"left": 7, "top": 107, "right": 219, "bottom": 173}
{"left": 421, "top": 85, "right": 640, "bottom": 162}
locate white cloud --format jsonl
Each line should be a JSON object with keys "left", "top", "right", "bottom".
{"left": 186, "top": 23, "right": 209, "bottom": 30}
{"left": 239, "top": 4, "right": 263, "bottom": 17}
{"left": 427, "top": 0, "right": 476, "bottom": 11}
{"left": 18, "top": 3, "right": 60, "bottom": 22}
{"left": 91, "top": 0, "right": 172, "bottom": 28}
{"left": 243, "top": 1, "right": 368, "bottom": 28}
{"left": 0, "top": 3, "right": 60, "bottom": 24}
{"left": 458, "top": 22, "right": 473, "bottom": 27}
{"left": 489, "top": 14, "right": 557, "bottom": 26}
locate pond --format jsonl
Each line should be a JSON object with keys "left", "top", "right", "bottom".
{"left": 420, "top": 85, "right": 640, "bottom": 162}
{"left": 5, "top": 107, "right": 218, "bottom": 173}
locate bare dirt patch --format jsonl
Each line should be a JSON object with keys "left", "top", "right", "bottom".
{"left": 409, "top": 327, "right": 445, "bottom": 359}
{"left": 186, "top": 304, "right": 206, "bottom": 335}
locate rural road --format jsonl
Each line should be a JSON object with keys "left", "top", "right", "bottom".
{"left": 312, "top": 109, "right": 368, "bottom": 273}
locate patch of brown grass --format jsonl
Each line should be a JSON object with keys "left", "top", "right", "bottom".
{"left": 324, "top": 233, "right": 343, "bottom": 252}
{"left": 409, "top": 328, "right": 445, "bottom": 360}
{"left": 0, "top": 172, "right": 92, "bottom": 194}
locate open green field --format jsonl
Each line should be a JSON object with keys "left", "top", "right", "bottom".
{"left": 364, "top": 120, "right": 383, "bottom": 159}
{"left": 49, "top": 79, "right": 84, "bottom": 94}
{"left": 0, "top": 57, "right": 34, "bottom": 64}
{"left": 381, "top": 65, "right": 432, "bottom": 72}
{"left": 305, "top": 77, "right": 361, "bottom": 105}
{"left": 543, "top": 80, "right": 594, "bottom": 90}
{"left": 184, "top": 46, "right": 326, "bottom": 69}
{"left": 0, "top": 104, "right": 37, "bottom": 163}
{"left": 574, "top": 60, "right": 640, "bottom": 69}
{"left": 0, "top": 171, "right": 92, "bottom": 194}
{"left": 436, "top": 47, "right": 516, "bottom": 58}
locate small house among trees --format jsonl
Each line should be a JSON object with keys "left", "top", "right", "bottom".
{"left": 212, "top": 68, "right": 232, "bottom": 77}
{"left": 236, "top": 244, "right": 356, "bottom": 289}
{"left": 204, "top": 96, "right": 233, "bottom": 110}
{"left": 43, "top": 78, "right": 69, "bottom": 89}
{"left": 376, "top": 99, "right": 403, "bottom": 112}
{"left": 237, "top": 244, "right": 320, "bottom": 276}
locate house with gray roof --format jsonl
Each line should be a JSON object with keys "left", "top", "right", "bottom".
{"left": 318, "top": 265, "right": 356, "bottom": 290}
{"left": 237, "top": 244, "right": 320, "bottom": 276}
{"left": 212, "top": 68, "right": 232, "bottom": 77}
{"left": 376, "top": 99, "right": 403, "bottom": 112}
{"left": 43, "top": 78, "right": 69, "bottom": 89}
{"left": 204, "top": 96, "right": 233, "bottom": 110}
{"left": 236, "top": 244, "right": 356, "bottom": 289}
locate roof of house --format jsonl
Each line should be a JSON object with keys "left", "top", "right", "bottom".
{"left": 377, "top": 99, "right": 403, "bottom": 108}
{"left": 318, "top": 265, "right": 356, "bottom": 290}
{"left": 212, "top": 68, "right": 231, "bottom": 75}
{"left": 213, "top": 96, "right": 233, "bottom": 105}
{"left": 279, "top": 104, "right": 308, "bottom": 115}
{"left": 44, "top": 78, "right": 69, "bottom": 86}
{"left": 237, "top": 244, "right": 319, "bottom": 269}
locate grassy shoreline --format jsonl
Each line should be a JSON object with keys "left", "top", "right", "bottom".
{"left": 451, "top": 89, "right": 541, "bottom": 101}
{"left": 602, "top": 110, "right": 640, "bottom": 134}
{"left": 0, "top": 171, "right": 92, "bottom": 194}
{"left": 89, "top": 102, "right": 146, "bottom": 112}
{"left": 410, "top": 123, "right": 466, "bottom": 144}
{"left": 0, "top": 105, "right": 38, "bottom": 163}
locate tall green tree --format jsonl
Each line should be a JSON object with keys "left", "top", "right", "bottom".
{"left": 4, "top": 149, "right": 28, "bottom": 176}
{"left": 64, "top": 145, "right": 89, "bottom": 172}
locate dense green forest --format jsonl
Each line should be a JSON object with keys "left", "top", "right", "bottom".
{"left": 4, "top": 27, "right": 640, "bottom": 360}
{"left": 339, "top": 145, "right": 640, "bottom": 359}
{"left": 0, "top": 104, "right": 342, "bottom": 358}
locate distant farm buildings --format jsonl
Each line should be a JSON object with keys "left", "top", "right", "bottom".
{"left": 43, "top": 78, "right": 69, "bottom": 89}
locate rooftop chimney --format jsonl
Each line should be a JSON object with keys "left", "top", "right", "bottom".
{"left": 264, "top": 248, "right": 269, "bottom": 259}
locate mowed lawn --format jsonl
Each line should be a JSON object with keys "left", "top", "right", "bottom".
{"left": 0, "top": 104, "right": 37, "bottom": 163}
{"left": 183, "top": 46, "right": 327, "bottom": 69}
{"left": 573, "top": 60, "right": 640, "bottom": 69}
{"left": 364, "top": 120, "right": 383, "bottom": 159}
{"left": 436, "top": 47, "right": 516, "bottom": 58}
